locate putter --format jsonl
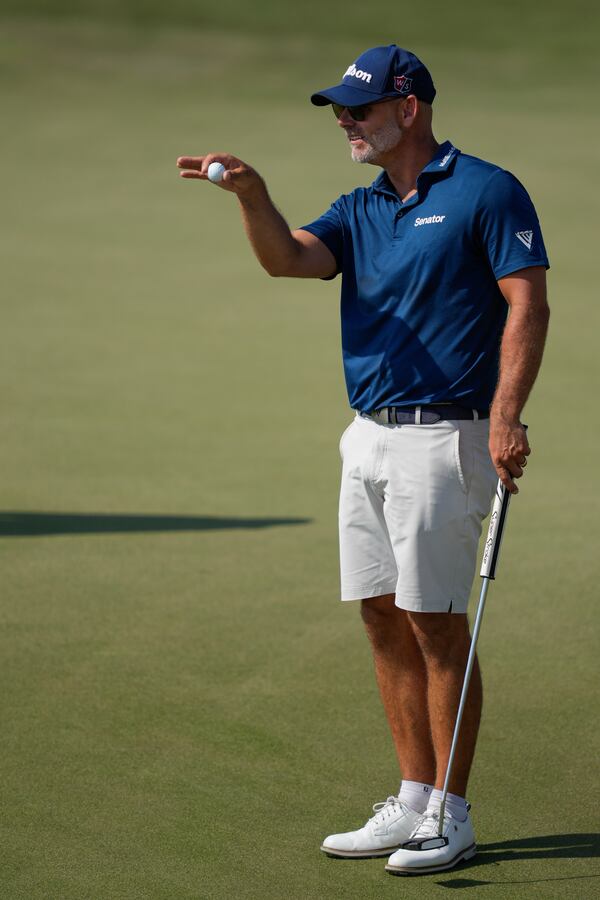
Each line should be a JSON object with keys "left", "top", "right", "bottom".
{"left": 434, "top": 476, "right": 513, "bottom": 839}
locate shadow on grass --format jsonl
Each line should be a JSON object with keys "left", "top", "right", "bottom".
{"left": 0, "top": 511, "right": 312, "bottom": 537}
{"left": 437, "top": 832, "right": 600, "bottom": 888}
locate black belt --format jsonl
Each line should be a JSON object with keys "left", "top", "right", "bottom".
{"left": 361, "top": 405, "right": 490, "bottom": 425}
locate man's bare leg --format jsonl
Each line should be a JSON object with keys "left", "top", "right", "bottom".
{"left": 361, "top": 595, "right": 435, "bottom": 784}
{"left": 407, "top": 611, "right": 482, "bottom": 796}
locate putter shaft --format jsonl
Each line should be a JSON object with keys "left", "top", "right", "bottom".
{"left": 438, "top": 577, "right": 489, "bottom": 828}
{"left": 437, "top": 481, "right": 512, "bottom": 834}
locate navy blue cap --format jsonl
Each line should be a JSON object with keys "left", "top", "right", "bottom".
{"left": 311, "top": 45, "right": 435, "bottom": 107}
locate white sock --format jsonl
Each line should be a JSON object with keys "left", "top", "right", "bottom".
{"left": 398, "top": 780, "right": 433, "bottom": 813}
{"left": 427, "top": 788, "right": 468, "bottom": 822}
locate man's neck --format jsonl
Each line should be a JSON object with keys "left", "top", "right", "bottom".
{"left": 383, "top": 136, "right": 440, "bottom": 202}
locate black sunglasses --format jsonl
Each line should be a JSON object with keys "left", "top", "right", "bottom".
{"left": 331, "top": 97, "right": 404, "bottom": 122}
{"left": 331, "top": 102, "right": 373, "bottom": 122}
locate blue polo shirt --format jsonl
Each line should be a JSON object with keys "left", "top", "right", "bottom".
{"left": 300, "top": 141, "right": 549, "bottom": 412}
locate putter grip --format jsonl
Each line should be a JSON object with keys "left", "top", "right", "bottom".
{"left": 480, "top": 480, "right": 511, "bottom": 579}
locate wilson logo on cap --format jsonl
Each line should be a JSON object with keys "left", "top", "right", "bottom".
{"left": 344, "top": 64, "right": 373, "bottom": 84}
{"left": 394, "top": 75, "right": 413, "bottom": 94}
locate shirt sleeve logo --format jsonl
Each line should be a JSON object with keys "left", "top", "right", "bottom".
{"left": 515, "top": 230, "right": 533, "bottom": 250}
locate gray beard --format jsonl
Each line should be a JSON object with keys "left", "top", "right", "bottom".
{"left": 350, "top": 120, "right": 403, "bottom": 164}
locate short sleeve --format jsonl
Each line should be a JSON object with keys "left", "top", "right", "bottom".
{"left": 299, "top": 201, "right": 345, "bottom": 278}
{"left": 477, "top": 169, "right": 549, "bottom": 280}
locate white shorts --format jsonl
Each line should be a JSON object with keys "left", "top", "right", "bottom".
{"left": 338, "top": 413, "right": 497, "bottom": 613}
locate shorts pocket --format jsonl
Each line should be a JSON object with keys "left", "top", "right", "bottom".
{"left": 453, "top": 427, "right": 471, "bottom": 494}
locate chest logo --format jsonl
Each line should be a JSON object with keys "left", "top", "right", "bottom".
{"left": 515, "top": 230, "right": 533, "bottom": 250}
{"left": 414, "top": 215, "right": 446, "bottom": 227}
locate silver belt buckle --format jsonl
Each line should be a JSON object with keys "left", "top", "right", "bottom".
{"left": 369, "top": 408, "right": 387, "bottom": 424}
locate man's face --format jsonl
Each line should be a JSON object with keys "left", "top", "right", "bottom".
{"left": 335, "top": 99, "right": 404, "bottom": 164}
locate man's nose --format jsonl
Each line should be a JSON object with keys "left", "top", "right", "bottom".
{"left": 336, "top": 107, "right": 355, "bottom": 126}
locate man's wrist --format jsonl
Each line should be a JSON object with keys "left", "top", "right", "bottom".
{"left": 236, "top": 178, "right": 269, "bottom": 208}
{"left": 490, "top": 401, "right": 523, "bottom": 424}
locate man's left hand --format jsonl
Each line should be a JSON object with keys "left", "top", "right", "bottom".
{"left": 489, "top": 415, "right": 530, "bottom": 494}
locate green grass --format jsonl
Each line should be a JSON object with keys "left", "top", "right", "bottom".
{"left": 1, "top": 0, "right": 598, "bottom": 60}
{"left": 1, "top": 10, "right": 599, "bottom": 899}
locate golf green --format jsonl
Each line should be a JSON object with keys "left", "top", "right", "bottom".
{"left": 1, "top": 7, "right": 598, "bottom": 898}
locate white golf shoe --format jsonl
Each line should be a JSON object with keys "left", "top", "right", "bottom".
{"left": 320, "top": 796, "right": 423, "bottom": 858}
{"left": 385, "top": 807, "right": 476, "bottom": 875}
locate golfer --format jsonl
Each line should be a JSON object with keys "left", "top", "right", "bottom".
{"left": 177, "top": 44, "right": 549, "bottom": 876}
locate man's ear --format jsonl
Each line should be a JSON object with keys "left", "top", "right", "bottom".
{"left": 401, "top": 95, "right": 418, "bottom": 125}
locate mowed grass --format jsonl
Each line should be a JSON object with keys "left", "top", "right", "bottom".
{"left": 0, "top": 12, "right": 599, "bottom": 900}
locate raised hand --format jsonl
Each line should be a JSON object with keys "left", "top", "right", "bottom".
{"left": 176, "top": 153, "right": 265, "bottom": 199}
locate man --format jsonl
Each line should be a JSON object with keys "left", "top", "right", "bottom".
{"left": 177, "top": 44, "right": 549, "bottom": 876}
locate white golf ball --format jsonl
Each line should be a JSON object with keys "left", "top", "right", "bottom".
{"left": 207, "top": 161, "right": 226, "bottom": 183}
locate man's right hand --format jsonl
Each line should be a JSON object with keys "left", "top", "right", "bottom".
{"left": 176, "top": 153, "right": 266, "bottom": 199}
{"left": 176, "top": 152, "right": 336, "bottom": 279}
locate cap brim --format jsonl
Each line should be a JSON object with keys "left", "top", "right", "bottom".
{"left": 310, "top": 83, "right": 388, "bottom": 107}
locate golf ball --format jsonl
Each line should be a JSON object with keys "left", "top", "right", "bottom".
{"left": 207, "top": 162, "right": 226, "bottom": 183}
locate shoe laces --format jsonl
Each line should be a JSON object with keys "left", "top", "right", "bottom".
{"left": 369, "top": 796, "right": 408, "bottom": 825}
{"left": 412, "top": 809, "right": 448, "bottom": 837}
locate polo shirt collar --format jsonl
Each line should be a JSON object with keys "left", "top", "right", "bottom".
{"left": 372, "top": 140, "right": 460, "bottom": 197}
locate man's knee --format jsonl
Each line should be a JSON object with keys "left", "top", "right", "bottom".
{"left": 407, "top": 610, "right": 471, "bottom": 662}
{"left": 360, "top": 594, "right": 403, "bottom": 645}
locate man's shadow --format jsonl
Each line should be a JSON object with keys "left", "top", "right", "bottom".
{"left": 0, "top": 511, "right": 311, "bottom": 537}
{"left": 438, "top": 833, "right": 600, "bottom": 888}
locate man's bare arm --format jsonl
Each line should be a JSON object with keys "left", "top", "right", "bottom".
{"left": 177, "top": 153, "right": 336, "bottom": 279}
{"left": 490, "top": 266, "right": 550, "bottom": 493}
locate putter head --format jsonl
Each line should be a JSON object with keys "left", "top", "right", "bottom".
{"left": 402, "top": 835, "right": 449, "bottom": 851}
